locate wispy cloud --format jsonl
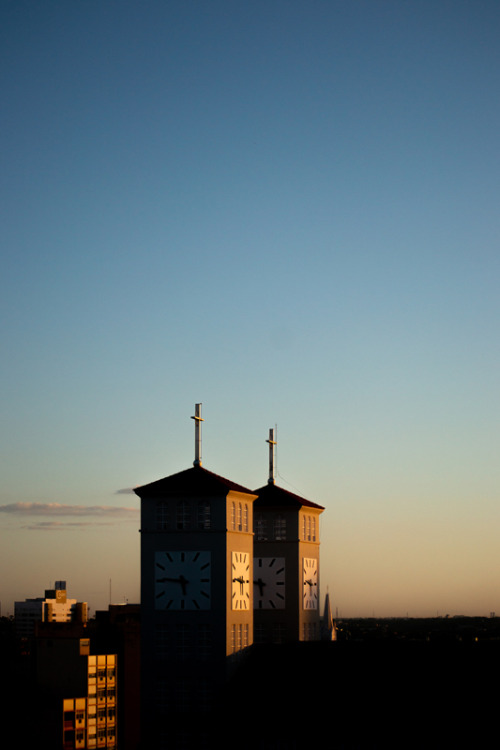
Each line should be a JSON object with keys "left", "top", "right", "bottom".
{"left": 20, "top": 520, "right": 124, "bottom": 531}
{"left": 0, "top": 502, "right": 139, "bottom": 527}
{"left": 0, "top": 502, "right": 138, "bottom": 516}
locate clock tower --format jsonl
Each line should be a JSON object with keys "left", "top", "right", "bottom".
{"left": 253, "top": 429, "right": 324, "bottom": 643}
{"left": 136, "top": 405, "right": 256, "bottom": 749}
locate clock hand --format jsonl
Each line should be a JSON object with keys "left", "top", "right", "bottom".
{"left": 157, "top": 576, "right": 190, "bottom": 596}
{"left": 233, "top": 575, "right": 244, "bottom": 594}
{"left": 254, "top": 577, "right": 266, "bottom": 597}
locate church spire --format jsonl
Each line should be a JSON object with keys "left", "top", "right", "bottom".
{"left": 191, "top": 403, "right": 204, "bottom": 466}
{"left": 267, "top": 428, "right": 276, "bottom": 484}
{"left": 321, "top": 590, "right": 337, "bottom": 641}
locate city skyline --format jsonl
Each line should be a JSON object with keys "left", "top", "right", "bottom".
{"left": 2, "top": 1, "right": 500, "bottom": 618}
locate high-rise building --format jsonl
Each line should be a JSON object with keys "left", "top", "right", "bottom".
{"left": 35, "top": 624, "right": 117, "bottom": 750}
{"left": 15, "top": 580, "right": 87, "bottom": 637}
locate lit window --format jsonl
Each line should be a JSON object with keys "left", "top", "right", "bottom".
{"left": 231, "top": 624, "right": 236, "bottom": 653}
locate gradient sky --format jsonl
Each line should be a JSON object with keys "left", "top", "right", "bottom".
{"left": 1, "top": 1, "right": 499, "bottom": 617}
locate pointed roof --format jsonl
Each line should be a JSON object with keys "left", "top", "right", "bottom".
{"left": 134, "top": 464, "right": 256, "bottom": 499}
{"left": 252, "top": 481, "right": 324, "bottom": 511}
{"left": 321, "top": 591, "right": 337, "bottom": 641}
{"left": 323, "top": 592, "right": 334, "bottom": 631}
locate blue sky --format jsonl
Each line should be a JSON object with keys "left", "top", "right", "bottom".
{"left": 1, "top": 1, "right": 499, "bottom": 616}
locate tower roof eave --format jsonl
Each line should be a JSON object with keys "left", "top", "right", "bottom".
{"left": 134, "top": 464, "right": 256, "bottom": 499}
{"left": 252, "top": 482, "right": 324, "bottom": 511}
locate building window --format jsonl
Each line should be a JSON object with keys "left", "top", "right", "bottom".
{"left": 231, "top": 624, "right": 236, "bottom": 653}
{"left": 243, "top": 503, "right": 249, "bottom": 532}
{"left": 175, "top": 680, "right": 190, "bottom": 712}
{"left": 254, "top": 623, "right": 266, "bottom": 644}
{"left": 302, "top": 515, "right": 307, "bottom": 540}
{"left": 156, "top": 502, "right": 170, "bottom": 530}
{"left": 312, "top": 516, "right": 316, "bottom": 542}
{"left": 176, "top": 624, "right": 191, "bottom": 660}
{"left": 156, "top": 623, "right": 170, "bottom": 658}
{"left": 197, "top": 679, "right": 211, "bottom": 714}
{"left": 272, "top": 623, "right": 286, "bottom": 644}
{"left": 176, "top": 501, "right": 191, "bottom": 530}
{"left": 156, "top": 677, "right": 171, "bottom": 712}
{"left": 273, "top": 515, "right": 286, "bottom": 540}
{"left": 198, "top": 624, "right": 212, "bottom": 661}
{"left": 231, "top": 502, "right": 236, "bottom": 530}
{"left": 255, "top": 514, "right": 268, "bottom": 541}
{"left": 237, "top": 503, "right": 242, "bottom": 531}
{"left": 302, "top": 622, "right": 317, "bottom": 642}
{"left": 197, "top": 500, "right": 211, "bottom": 530}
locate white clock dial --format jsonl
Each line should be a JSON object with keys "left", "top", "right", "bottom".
{"left": 155, "top": 551, "right": 211, "bottom": 610}
{"left": 302, "top": 557, "right": 318, "bottom": 610}
{"left": 231, "top": 551, "right": 251, "bottom": 610}
{"left": 253, "top": 557, "right": 286, "bottom": 610}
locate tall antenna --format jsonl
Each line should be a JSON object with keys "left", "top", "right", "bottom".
{"left": 191, "top": 403, "right": 204, "bottom": 466}
{"left": 267, "top": 428, "right": 276, "bottom": 484}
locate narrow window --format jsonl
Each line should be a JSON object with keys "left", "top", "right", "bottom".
{"left": 255, "top": 515, "right": 267, "bottom": 541}
{"left": 155, "top": 502, "right": 169, "bottom": 530}
{"left": 273, "top": 514, "right": 286, "bottom": 541}
{"left": 197, "top": 500, "right": 211, "bottom": 530}
{"left": 176, "top": 500, "right": 191, "bottom": 529}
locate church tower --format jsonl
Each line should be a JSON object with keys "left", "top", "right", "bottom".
{"left": 135, "top": 405, "right": 257, "bottom": 749}
{"left": 253, "top": 429, "right": 324, "bottom": 643}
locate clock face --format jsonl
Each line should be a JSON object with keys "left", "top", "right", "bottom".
{"left": 155, "top": 551, "right": 211, "bottom": 610}
{"left": 302, "top": 557, "right": 318, "bottom": 610}
{"left": 253, "top": 557, "right": 286, "bottom": 610}
{"left": 231, "top": 551, "right": 251, "bottom": 610}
